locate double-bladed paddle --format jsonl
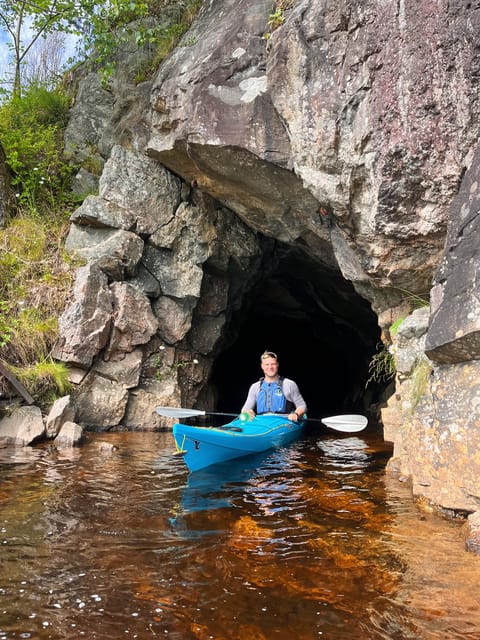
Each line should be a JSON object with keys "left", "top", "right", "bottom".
{"left": 155, "top": 406, "right": 368, "bottom": 433}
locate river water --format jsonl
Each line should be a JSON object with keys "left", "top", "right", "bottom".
{"left": 1, "top": 426, "right": 480, "bottom": 640}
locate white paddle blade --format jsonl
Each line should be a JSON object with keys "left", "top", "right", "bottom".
{"left": 156, "top": 406, "right": 206, "bottom": 419}
{"left": 321, "top": 414, "right": 368, "bottom": 433}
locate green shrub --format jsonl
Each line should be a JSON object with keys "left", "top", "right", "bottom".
{"left": 0, "top": 211, "right": 75, "bottom": 398}
{"left": 133, "top": 0, "right": 202, "bottom": 83}
{"left": 0, "top": 301, "right": 19, "bottom": 349}
{"left": 263, "top": 0, "right": 296, "bottom": 41}
{"left": 0, "top": 84, "right": 74, "bottom": 214}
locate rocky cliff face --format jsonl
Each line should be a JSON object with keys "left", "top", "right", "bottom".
{"left": 54, "top": 0, "right": 480, "bottom": 518}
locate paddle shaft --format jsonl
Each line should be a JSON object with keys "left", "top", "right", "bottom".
{"left": 156, "top": 407, "right": 367, "bottom": 432}
{"left": 182, "top": 411, "right": 319, "bottom": 423}
{"left": 203, "top": 413, "right": 365, "bottom": 431}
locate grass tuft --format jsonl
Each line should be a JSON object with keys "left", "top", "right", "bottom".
{"left": 10, "top": 359, "right": 72, "bottom": 407}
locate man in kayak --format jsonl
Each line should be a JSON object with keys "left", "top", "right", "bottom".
{"left": 241, "top": 351, "right": 307, "bottom": 422}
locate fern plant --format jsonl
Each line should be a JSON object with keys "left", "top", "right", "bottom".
{"left": 366, "top": 343, "right": 396, "bottom": 386}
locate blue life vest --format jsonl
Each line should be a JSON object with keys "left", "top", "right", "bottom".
{"left": 256, "top": 377, "right": 291, "bottom": 414}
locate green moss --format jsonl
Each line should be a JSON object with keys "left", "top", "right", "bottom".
{"left": 389, "top": 317, "right": 404, "bottom": 337}
{"left": 410, "top": 360, "right": 433, "bottom": 410}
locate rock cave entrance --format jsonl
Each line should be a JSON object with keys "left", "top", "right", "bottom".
{"left": 210, "top": 244, "right": 388, "bottom": 421}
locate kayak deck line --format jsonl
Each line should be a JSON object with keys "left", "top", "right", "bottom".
{"left": 173, "top": 432, "right": 187, "bottom": 456}
{"left": 172, "top": 421, "right": 295, "bottom": 456}
{"left": 173, "top": 420, "right": 296, "bottom": 442}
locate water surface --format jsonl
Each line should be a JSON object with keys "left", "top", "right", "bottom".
{"left": 1, "top": 427, "right": 480, "bottom": 639}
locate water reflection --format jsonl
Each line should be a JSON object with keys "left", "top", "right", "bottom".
{"left": 318, "top": 435, "right": 370, "bottom": 464}
{"left": 0, "top": 430, "right": 480, "bottom": 639}
{"left": 171, "top": 452, "right": 270, "bottom": 524}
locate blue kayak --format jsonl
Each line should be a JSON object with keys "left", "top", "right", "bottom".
{"left": 172, "top": 413, "right": 306, "bottom": 473}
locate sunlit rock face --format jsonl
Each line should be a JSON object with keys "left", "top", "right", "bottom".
{"left": 146, "top": 0, "right": 480, "bottom": 300}
{"left": 426, "top": 144, "right": 480, "bottom": 364}
{"left": 383, "top": 140, "right": 480, "bottom": 518}
{"left": 54, "top": 0, "right": 480, "bottom": 520}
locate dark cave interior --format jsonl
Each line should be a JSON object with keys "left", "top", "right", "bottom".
{"left": 209, "top": 245, "right": 389, "bottom": 422}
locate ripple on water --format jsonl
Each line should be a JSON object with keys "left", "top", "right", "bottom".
{"left": 1, "top": 430, "right": 480, "bottom": 639}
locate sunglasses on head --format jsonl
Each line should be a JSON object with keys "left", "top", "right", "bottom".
{"left": 261, "top": 351, "right": 278, "bottom": 360}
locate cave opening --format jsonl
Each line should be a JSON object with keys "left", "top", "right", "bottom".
{"left": 209, "top": 244, "right": 388, "bottom": 421}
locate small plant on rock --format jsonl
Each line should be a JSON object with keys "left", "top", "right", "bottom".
{"left": 366, "top": 343, "right": 396, "bottom": 386}
{"left": 152, "top": 346, "right": 199, "bottom": 381}
{"left": 263, "top": 0, "right": 296, "bottom": 43}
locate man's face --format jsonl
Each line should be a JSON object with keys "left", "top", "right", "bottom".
{"left": 261, "top": 356, "right": 279, "bottom": 378}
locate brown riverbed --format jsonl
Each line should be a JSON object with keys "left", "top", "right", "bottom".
{"left": 1, "top": 426, "right": 480, "bottom": 639}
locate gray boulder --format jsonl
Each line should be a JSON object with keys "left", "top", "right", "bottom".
{"left": 0, "top": 406, "right": 45, "bottom": 446}
{"left": 54, "top": 421, "right": 84, "bottom": 447}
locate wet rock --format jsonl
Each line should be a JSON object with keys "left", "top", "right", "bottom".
{"left": 73, "top": 371, "right": 129, "bottom": 429}
{"left": 94, "top": 441, "right": 119, "bottom": 453}
{"left": 53, "top": 421, "right": 84, "bottom": 447}
{"left": 46, "top": 395, "right": 76, "bottom": 439}
{"left": 0, "top": 405, "right": 45, "bottom": 446}
{"left": 123, "top": 382, "right": 180, "bottom": 431}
